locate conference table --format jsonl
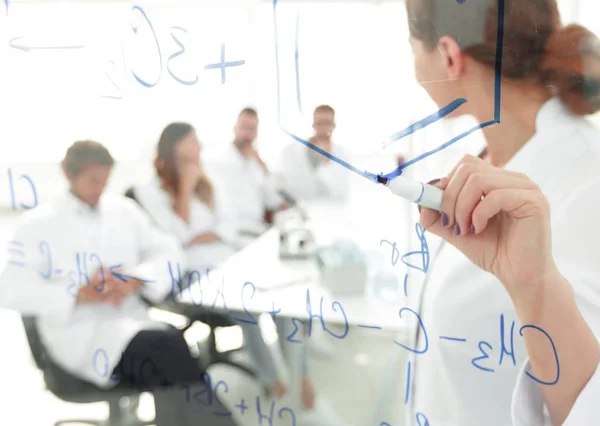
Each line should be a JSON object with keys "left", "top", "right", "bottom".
{"left": 173, "top": 200, "right": 415, "bottom": 425}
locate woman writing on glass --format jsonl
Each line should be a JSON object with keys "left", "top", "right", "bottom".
{"left": 404, "top": 0, "right": 600, "bottom": 425}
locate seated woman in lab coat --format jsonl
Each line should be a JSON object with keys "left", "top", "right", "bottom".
{"left": 133, "top": 122, "right": 239, "bottom": 272}
{"left": 276, "top": 105, "right": 349, "bottom": 203}
{"left": 402, "top": 0, "right": 600, "bottom": 425}
{"left": 0, "top": 141, "right": 237, "bottom": 426}
{"left": 131, "top": 122, "right": 314, "bottom": 406}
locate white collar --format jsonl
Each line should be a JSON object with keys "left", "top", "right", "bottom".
{"left": 63, "top": 191, "right": 103, "bottom": 216}
{"left": 504, "top": 98, "right": 578, "bottom": 185}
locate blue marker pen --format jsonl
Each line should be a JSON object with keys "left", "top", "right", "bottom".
{"left": 377, "top": 175, "right": 443, "bottom": 212}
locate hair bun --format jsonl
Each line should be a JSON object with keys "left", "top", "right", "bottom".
{"left": 540, "top": 24, "right": 600, "bottom": 115}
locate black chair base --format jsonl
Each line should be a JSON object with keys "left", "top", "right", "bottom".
{"left": 53, "top": 397, "right": 154, "bottom": 426}
{"left": 55, "top": 420, "right": 153, "bottom": 426}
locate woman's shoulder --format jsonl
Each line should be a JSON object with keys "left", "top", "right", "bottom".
{"left": 547, "top": 119, "right": 600, "bottom": 213}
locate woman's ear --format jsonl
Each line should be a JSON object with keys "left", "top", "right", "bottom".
{"left": 437, "top": 36, "right": 465, "bottom": 79}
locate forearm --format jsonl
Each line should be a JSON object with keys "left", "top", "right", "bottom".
{"left": 187, "top": 232, "right": 221, "bottom": 246}
{"left": 173, "top": 192, "right": 192, "bottom": 224}
{"left": 512, "top": 272, "right": 600, "bottom": 425}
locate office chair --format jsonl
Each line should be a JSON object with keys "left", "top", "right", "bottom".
{"left": 123, "top": 187, "right": 259, "bottom": 383}
{"left": 21, "top": 316, "right": 153, "bottom": 426}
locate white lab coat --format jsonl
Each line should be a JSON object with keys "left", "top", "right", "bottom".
{"left": 276, "top": 142, "right": 350, "bottom": 202}
{"left": 133, "top": 176, "right": 237, "bottom": 271}
{"left": 0, "top": 192, "right": 185, "bottom": 388}
{"left": 407, "top": 98, "right": 600, "bottom": 425}
{"left": 206, "top": 143, "right": 282, "bottom": 237}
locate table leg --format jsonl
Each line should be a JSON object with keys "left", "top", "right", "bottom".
{"left": 279, "top": 318, "right": 304, "bottom": 413}
{"left": 279, "top": 318, "right": 350, "bottom": 426}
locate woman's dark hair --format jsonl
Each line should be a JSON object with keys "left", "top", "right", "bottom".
{"left": 62, "top": 140, "right": 114, "bottom": 177}
{"left": 406, "top": 0, "right": 600, "bottom": 115}
{"left": 154, "top": 122, "right": 214, "bottom": 208}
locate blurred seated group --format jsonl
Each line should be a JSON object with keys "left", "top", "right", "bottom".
{"left": 0, "top": 105, "right": 349, "bottom": 426}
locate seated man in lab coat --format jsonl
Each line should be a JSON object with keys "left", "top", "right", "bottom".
{"left": 276, "top": 105, "right": 349, "bottom": 202}
{"left": 206, "top": 107, "right": 285, "bottom": 242}
{"left": 0, "top": 141, "right": 237, "bottom": 426}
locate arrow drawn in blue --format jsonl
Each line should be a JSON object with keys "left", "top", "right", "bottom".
{"left": 109, "top": 264, "right": 156, "bottom": 284}
{"left": 272, "top": 0, "right": 505, "bottom": 184}
{"left": 9, "top": 36, "right": 86, "bottom": 52}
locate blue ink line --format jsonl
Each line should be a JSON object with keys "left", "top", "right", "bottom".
{"left": 357, "top": 324, "right": 382, "bottom": 330}
{"left": 7, "top": 168, "right": 16, "bottom": 211}
{"left": 3, "top": 0, "right": 8, "bottom": 16}
{"left": 416, "top": 412, "right": 431, "bottom": 426}
{"left": 494, "top": 0, "right": 506, "bottom": 122}
{"left": 54, "top": 269, "right": 63, "bottom": 274}
{"left": 381, "top": 98, "right": 467, "bottom": 149}
{"left": 439, "top": 336, "right": 467, "bottom": 342}
{"left": 380, "top": 120, "right": 497, "bottom": 180}
{"left": 283, "top": 129, "right": 378, "bottom": 182}
{"left": 520, "top": 325, "right": 560, "bottom": 386}
{"left": 9, "top": 37, "right": 86, "bottom": 52}
{"left": 403, "top": 274, "right": 409, "bottom": 298}
{"left": 379, "top": 239, "right": 399, "bottom": 266}
{"left": 294, "top": 12, "right": 302, "bottom": 114}
{"left": 394, "top": 307, "right": 429, "bottom": 354}
{"left": 204, "top": 44, "right": 245, "bottom": 84}
{"left": 131, "top": 6, "right": 163, "bottom": 88}
{"left": 167, "top": 26, "right": 199, "bottom": 86}
{"left": 8, "top": 261, "right": 25, "bottom": 267}
{"left": 19, "top": 174, "right": 38, "bottom": 210}
{"left": 110, "top": 264, "right": 156, "bottom": 284}
{"left": 471, "top": 341, "right": 495, "bottom": 373}
{"left": 404, "top": 360, "right": 412, "bottom": 405}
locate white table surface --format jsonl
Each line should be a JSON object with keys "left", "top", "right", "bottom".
{"left": 175, "top": 201, "right": 414, "bottom": 333}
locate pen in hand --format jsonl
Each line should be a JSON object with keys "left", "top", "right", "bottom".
{"left": 378, "top": 175, "right": 443, "bottom": 212}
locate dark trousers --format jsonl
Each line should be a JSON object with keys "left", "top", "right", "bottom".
{"left": 113, "top": 327, "right": 238, "bottom": 426}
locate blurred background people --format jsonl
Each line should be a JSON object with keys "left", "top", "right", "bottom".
{"left": 207, "top": 108, "right": 286, "bottom": 241}
{"left": 130, "top": 122, "right": 289, "bottom": 400}
{"left": 277, "top": 105, "right": 349, "bottom": 203}
{"left": 0, "top": 141, "right": 238, "bottom": 426}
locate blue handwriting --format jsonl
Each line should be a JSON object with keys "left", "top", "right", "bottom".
{"left": 471, "top": 314, "right": 516, "bottom": 373}
{"left": 204, "top": 43, "right": 246, "bottom": 84}
{"left": 93, "top": 352, "right": 297, "bottom": 426}
{"left": 130, "top": 6, "right": 162, "bottom": 88}
{"left": 167, "top": 26, "right": 199, "bottom": 86}
{"left": 394, "top": 307, "right": 428, "bottom": 355}
{"left": 305, "top": 288, "right": 349, "bottom": 339}
{"left": 520, "top": 325, "right": 560, "bottom": 386}
{"left": 7, "top": 240, "right": 26, "bottom": 268}
{"left": 9, "top": 36, "right": 86, "bottom": 52}
{"left": 103, "top": 6, "right": 245, "bottom": 99}
{"left": 382, "top": 223, "right": 430, "bottom": 299}
{"left": 7, "top": 168, "right": 37, "bottom": 211}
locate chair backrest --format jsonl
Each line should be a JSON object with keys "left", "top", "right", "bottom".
{"left": 21, "top": 316, "right": 47, "bottom": 370}
{"left": 123, "top": 187, "right": 186, "bottom": 303}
